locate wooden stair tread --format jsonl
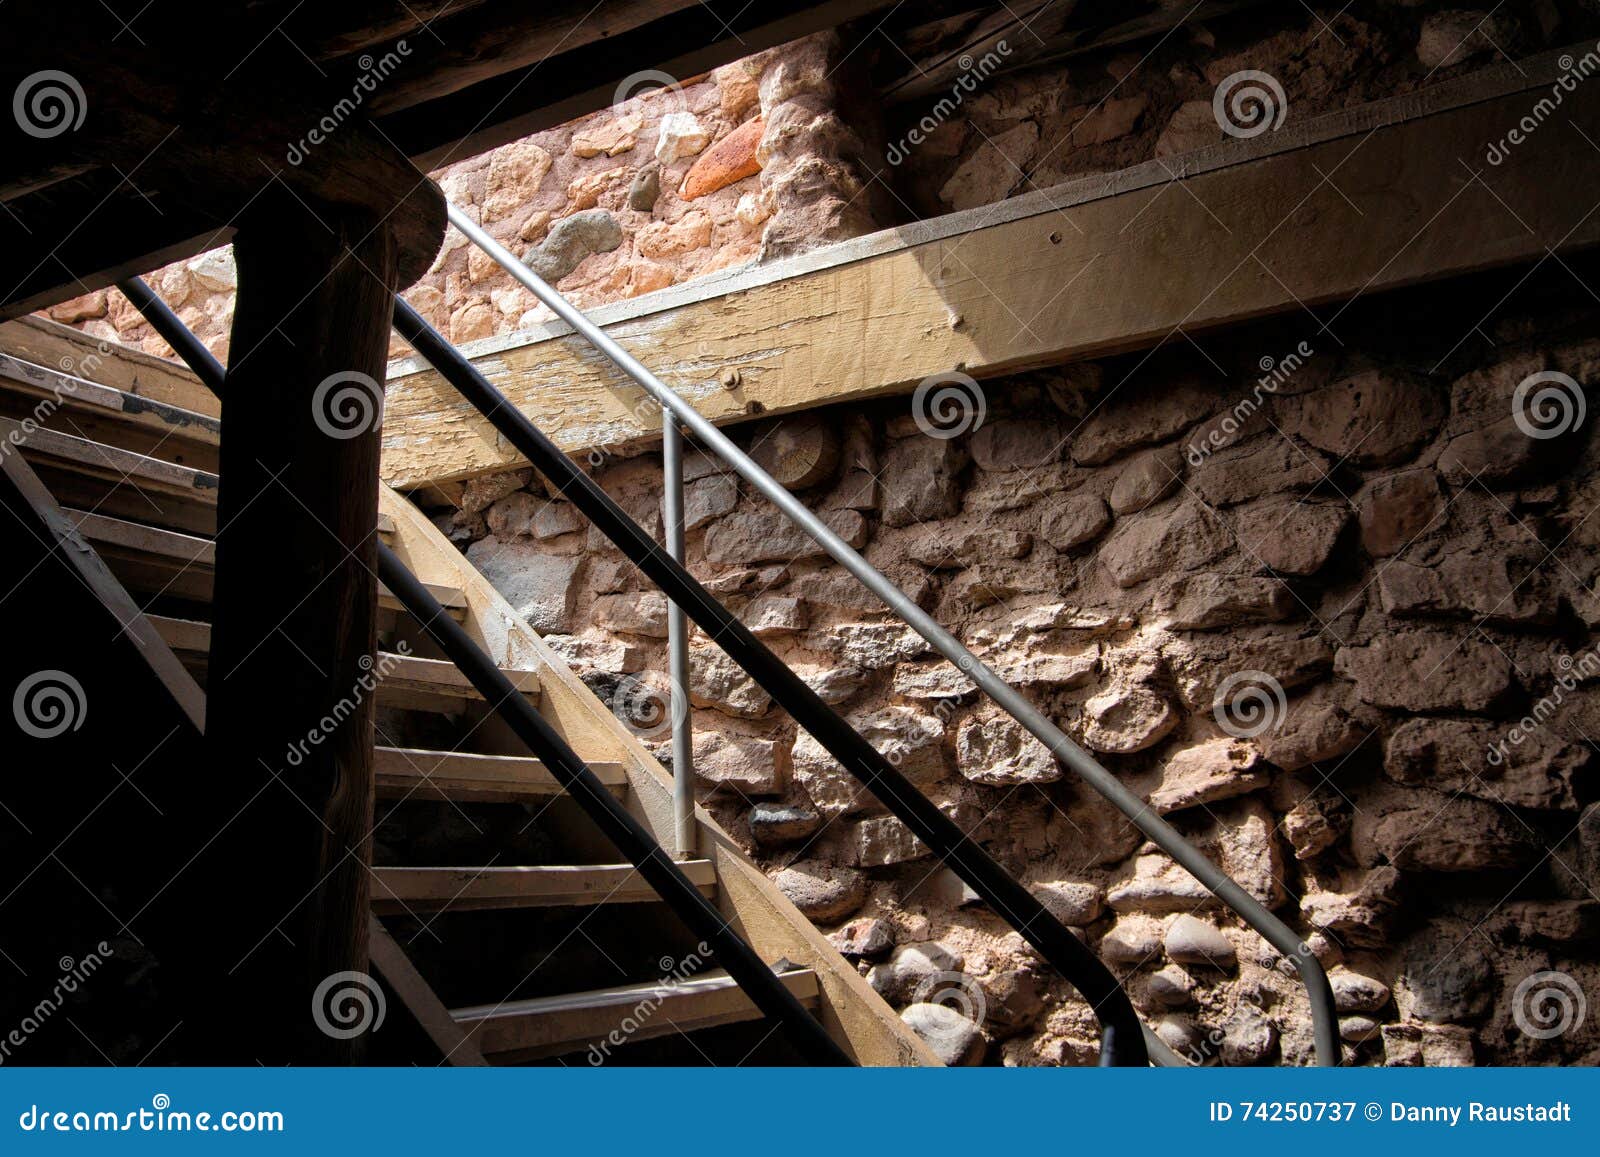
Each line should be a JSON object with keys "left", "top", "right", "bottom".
{"left": 451, "top": 967, "right": 820, "bottom": 1061}
{"left": 3, "top": 417, "right": 218, "bottom": 500}
{"left": 375, "top": 746, "right": 624, "bottom": 802}
{"left": 70, "top": 512, "right": 459, "bottom": 614}
{"left": 147, "top": 616, "right": 534, "bottom": 705}
{"left": 0, "top": 351, "right": 221, "bottom": 444}
{"left": 67, "top": 509, "right": 406, "bottom": 573}
{"left": 371, "top": 861, "right": 715, "bottom": 914}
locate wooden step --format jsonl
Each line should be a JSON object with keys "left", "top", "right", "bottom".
{"left": 375, "top": 747, "right": 626, "bottom": 803}
{"left": 452, "top": 966, "right": 821, "bottom": 1062}
{"left": 4, "top": 417, "right": 219, "bottom": 534}
{"left": 0, "top": 352, "right": 221, "bottom": 471}
{"left": 147, "top": 616, "right": 535, "bottom": 709}
{"left": 371, "top": 861, "right": 716, "bottom": 915}
{"left": 65, "top": 511, "right": 444, "bottom": 611}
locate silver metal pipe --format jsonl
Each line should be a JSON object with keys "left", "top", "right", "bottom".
{"left": 662, "top": 416, "right": 696, "bottom": 858}
{"left": 445, "top": 202, "right": 1340, "bottom": 1066}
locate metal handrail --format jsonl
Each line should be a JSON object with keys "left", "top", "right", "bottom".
{"left": 442, "top": 203, "right": 1340, "bottom": 1066}
{"left": 118, "top": 276, "right": 853, "bottom": 1068}
{"left": 375, "top": 545, "right": 851, "bottom": 1066}
{"left": 393, "top": 299, "right": 1148, "bottom": 1066}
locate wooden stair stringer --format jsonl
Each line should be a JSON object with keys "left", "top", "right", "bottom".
{"left": 368, "top": 915, "right": 490, "bottom": 1066}
{"left": 378, "top": 482, "right": 942, "bottom": 1067}
{"left": 0, "top": 445, "right": 205, "bottom": 732}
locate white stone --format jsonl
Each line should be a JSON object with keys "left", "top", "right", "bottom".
{"left": 655, "top": 111, "right": 712, "bottom": 164}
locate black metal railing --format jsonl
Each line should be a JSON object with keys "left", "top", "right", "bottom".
{"left": 118, "top": 277, "right": 853, "bottom": 1068}
{"left": 393, "top": 300, "right": 1149, "bottom": 1066}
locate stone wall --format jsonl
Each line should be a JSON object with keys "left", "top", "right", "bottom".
{"left": 40, "top": 32, "right": 882, "bottom": 365}
{"left": 440, "top": 257, "right": 1600, "bottom": 1067}
{"left": 29, "top": 4, "right": 1600, "bottom": 1067}
{"left": 47, "top": 6, "right": 1584, "bottom": 363}
{"left": 884, "top": 3, "right": 1588, "bottom": 218}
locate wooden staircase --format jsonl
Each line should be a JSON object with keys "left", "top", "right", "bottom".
{"left": 0, "top": 318, "right": 935, "bottom": 1067}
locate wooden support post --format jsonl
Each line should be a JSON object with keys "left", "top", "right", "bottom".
{"left": 204, "top": 193, "right": 399, "bottom": 1063}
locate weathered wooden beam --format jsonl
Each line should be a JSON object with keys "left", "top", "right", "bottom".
{"left": 884, "top": 0, "right": 1074, "bottom": 105}
{"left": 205, "top": 188, "right": 398, "bottom": 1063}
{"left": 379, "top": 48, "right": 1600, "bottom": 488}
{"left": 340, "top": 0, "right": 708, "bottom": 117}
{"left": 0, "top": 18, "right": 444, "bottom": 319}
{"left": 0, "top": 169, "right": 238, "bottom": 324}
{"left": 385, "top": 0, "right": 899, "bottom": 169}
{"left": 883, "top": 0, "right": 1273, "bottom": 103}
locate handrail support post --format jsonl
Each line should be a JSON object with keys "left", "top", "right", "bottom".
{"left": 662, "top": 416, "right": 696, "bottom": 859}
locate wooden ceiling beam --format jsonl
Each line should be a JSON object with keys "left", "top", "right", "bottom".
{"left": 376, "top": 49, "right": 1600, "bottom": 487}
{"left": 0, "top": 13, "right": 445, "bottom": 319}
{"left": 335, "top": 0, "right": 708, "bottom": 117}
{"left": 382, "top": 0, "right": 898, "bottom": 170}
